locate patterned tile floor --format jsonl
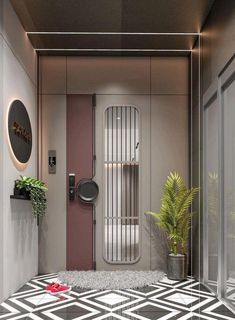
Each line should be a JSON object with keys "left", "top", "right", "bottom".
{"left": 0, "top": 273, "right": 235, "bottom": 319}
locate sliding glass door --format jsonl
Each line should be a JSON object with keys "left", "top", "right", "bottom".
{"left": 222, "top": 70, "right": 235, "bottom": 307}
{"left": 203, "top": 58, "right": 235, "bottom": 310}
{"left": 203, "top": 89, "right": 219, "bottom": 293}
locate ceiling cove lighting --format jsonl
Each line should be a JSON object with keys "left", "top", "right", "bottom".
{"left": 27, "top": 32, "right": 200, "bottom": 35}
{"left": 35, "top": 48, "right": 192, "bottom": 52}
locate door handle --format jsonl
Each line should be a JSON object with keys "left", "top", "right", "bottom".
{"left": 69, "top": 173, "right": 76, "bottom": 200}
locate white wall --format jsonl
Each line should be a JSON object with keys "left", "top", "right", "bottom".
{"left": 39, "top": 94, "right": 67, "bottom": 273}
{"left": 0, "top": 0, "right": 4, "bottom": 302}
{"left": 39, "top": 56, "right": 189, "bottom": 273}
{"left": 0, "top": 0, "right": 37, "bottom": 302}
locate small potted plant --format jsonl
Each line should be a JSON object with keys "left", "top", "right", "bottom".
{"left": 15, "top": 176, "right": 48, "bottom": 219}
{"left": 146, "top": 172, "right": 198, "bottom": 280}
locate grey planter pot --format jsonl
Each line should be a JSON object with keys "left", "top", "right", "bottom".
{"left": 167, "top": 254, "right": 187, "bottom": 281}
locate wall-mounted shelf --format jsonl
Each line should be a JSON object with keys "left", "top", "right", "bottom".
{"left": 10, "top": 195, "right": 30, "bottom": 200}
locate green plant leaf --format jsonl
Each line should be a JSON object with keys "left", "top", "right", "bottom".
{"left": 145, "top": 171, "right": 199, "bottom": 254}
{"left": 16, "top": 175, "right": 48, "bottom": 217}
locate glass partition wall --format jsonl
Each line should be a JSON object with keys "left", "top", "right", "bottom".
{"left": 203, "top": 94, "right": 219, "bottom": 293}
{"left": 222, "top": 73, "right": 235, "bottom": 307}
{"left": 203, "top": 60, "right": 235, "bottom": 311}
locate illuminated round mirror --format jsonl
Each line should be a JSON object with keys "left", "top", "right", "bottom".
{"left": 8, "top": 100, "right": 32, "bottom": 165}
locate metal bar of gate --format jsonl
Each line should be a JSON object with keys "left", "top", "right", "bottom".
{"left": 116, "top": 106, "right": 118, "bottom": 261}
{"left": 105, "top": 106, "right": 139, "bottom": 263}
{"left": 134, "top": 109, "right": 136, "bottom": 260}
{"left": 129, "top": 107, "right": 132, "bottom": 260}
{"left": 121, "top": 107, "right": 123, "bottom": 260}
{"left": 111, "top": 107, "right": 114, "bottom": 261}
{"left": 125, "top": 107, "right": 127, "bottom": 261}
{"left": 107, "top": 109, "right": 109, "bottom": 260}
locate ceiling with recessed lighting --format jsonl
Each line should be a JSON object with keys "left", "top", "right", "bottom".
{"left": 10, "top": 0, "right": 215, "bottom": 56}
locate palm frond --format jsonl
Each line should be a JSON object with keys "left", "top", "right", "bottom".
{"left": 146, "top": 171, "right": 199, "bottom": 255}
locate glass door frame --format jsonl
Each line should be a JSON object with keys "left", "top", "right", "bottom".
{"left": 202, "top": 79, "right": 219, "bottom": 295}
{"left": 219, "top": 57, "right": 235, "bottom": 308}
{"left": 203, "top": 55, "right": 235, "bottom": 312}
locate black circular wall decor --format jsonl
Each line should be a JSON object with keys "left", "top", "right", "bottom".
{"left": 8, "top": 100, "right": 32, "bottom": 164}
{"left": 77, "top": 179, "right": 99, "bottom": 203}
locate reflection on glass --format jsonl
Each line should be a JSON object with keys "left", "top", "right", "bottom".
{"left": 204, "top": 99, "right": 219, "bottom": 293}
{"left": 208, "top": 172, "right": 219, "bottom": 286}
{"left": 224, "top": 82, "right": 235, "bottom": 306}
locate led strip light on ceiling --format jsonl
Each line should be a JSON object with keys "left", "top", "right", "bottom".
{"left": 29, "top": 32, "right": 199, "bottom": 52}
{"left": 27, "top": 32, "right": 199, "bottom": 35}
{"left": 35, "top": 48, "right": 192, "bottom": 52}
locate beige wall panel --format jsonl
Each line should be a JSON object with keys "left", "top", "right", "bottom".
{"left": 2, "top": 40, "right": 37, "bottom": 301}
{"left": 95, "top": 94, "right": 151, "bottom": 270}
{"left": 150, "top": 95, "right": 189, "bottom": 271}
{"left": 67, "top": 57, "right": 150, "bottom": 94}
{"left": 39, "top": 56, "right": 189, "bottom": 274}
{"left": 40, "top": 56, "right": 66, "bottom": 94}
{"left": 39, "top": 94, "right": 66, "bottom": 274}
{"left": 151, "top": 57, "right": 188, "bottom": 95}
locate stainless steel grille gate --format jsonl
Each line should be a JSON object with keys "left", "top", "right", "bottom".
{"left": 104, "top": 106, "right": 140, "bottom": 263}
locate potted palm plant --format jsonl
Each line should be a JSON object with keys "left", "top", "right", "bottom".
{"left": 146, "top": 172, "right": 198, "bottom": 280}
{"left": 15, "top": 175, "right": 48, "bottom": 219}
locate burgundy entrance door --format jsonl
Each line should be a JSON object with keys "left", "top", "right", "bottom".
{"left": 66, "top": 94, "right": 93, "bottom": 270}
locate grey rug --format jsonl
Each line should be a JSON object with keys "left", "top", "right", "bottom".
{"left": 58, "top": 270, "right": 165, "bottom": 290}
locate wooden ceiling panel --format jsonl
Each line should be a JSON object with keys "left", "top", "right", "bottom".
{"left": 10, "top": 0, "right": 215, "bottom": 55}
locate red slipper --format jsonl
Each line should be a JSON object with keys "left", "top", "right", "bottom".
{"left": 46, "top": 283, "right": 71, "bottom": 295}
{"left": 45, "top": 282, "right": 56, "bottom": 292}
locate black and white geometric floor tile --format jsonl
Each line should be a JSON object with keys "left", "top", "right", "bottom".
{"left": 0, "top": 274, "right": 234, "bottom": 320}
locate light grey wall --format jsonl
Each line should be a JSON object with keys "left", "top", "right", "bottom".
{"left": 39, "top": 57, "right": 67, "bottom": 274}
{"left": 66, "top": 57, "right": 150, "bottom": 94}
{"left": 39, "top": 56, "right": 189, "bottom": 273}
{"left": 0, "top": 0, "right": 4, "bottom": 302}
{"left": 150, "top": 94, "right": 189, "bottom": 271}
{"left": 39, "top": 94, "right": 67, "bottom": 274}
{"left": 202, "top": 0, "right": 235, "bottom": 93}
{"left": 151, "top": 57, "right": 189, "bottom": 271}
{"left": 0, "top": 0, "right": 37, "bottom": 302}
